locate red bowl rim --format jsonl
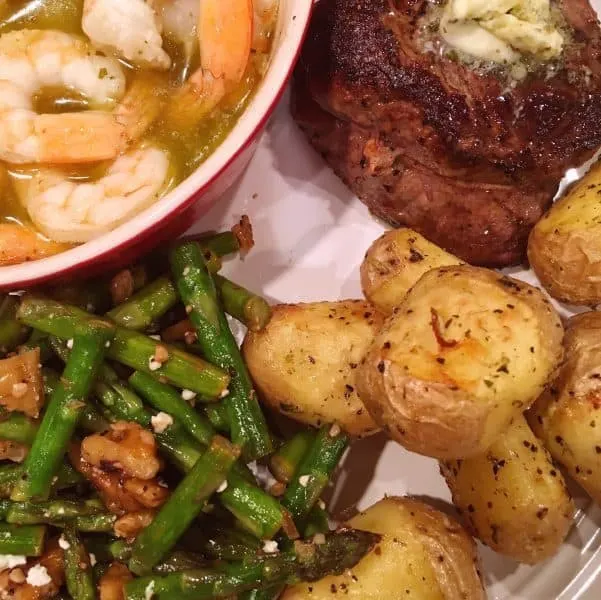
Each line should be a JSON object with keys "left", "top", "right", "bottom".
{"left": 0, "top": 0, "right": 314, "bottom": 289}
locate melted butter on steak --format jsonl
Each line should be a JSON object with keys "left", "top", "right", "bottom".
{"left": 419, "top": 0, "right": 569, "bottom": 82}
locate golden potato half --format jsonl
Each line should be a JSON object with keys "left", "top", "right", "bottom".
{"left": 441, "top": 414, "right": 574, "bottom": 564}
{"left": 361, "top": 228, "right": 463, "bottom": 315}
{"left": 243, "top": 301, "right": 383, "bottom": 437}
{"left": 528, "top": 161, "right": 601, "bottom": 305}
{"left": 282, "top": 497, "right": 486, "bottom": 600}
{"left": 357, "top": 265, "right": 564, "bottom": 459}
{"left": 530, "top": 311, "right": 601, "bottom": 505}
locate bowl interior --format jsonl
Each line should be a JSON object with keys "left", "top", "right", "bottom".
{"left": 0, "top": 0, "right": 312, "bottom": 289}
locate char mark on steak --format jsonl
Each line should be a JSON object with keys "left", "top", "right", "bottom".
{"left": 292, "top": 0, "right": 601, "bottom": 267}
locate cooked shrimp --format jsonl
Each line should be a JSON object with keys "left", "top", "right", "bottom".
{"left": 0, "top": 224, "right": 70, "bottom": 265}
{"left": 252, "top": 0, "right": 278, "bottom": 52}
{"left": 82, "top": 0, "right": 171, "bottom": 70}
{"left": 16, "top": 146, "right": 171, "bottom": 243}
{"left": 0, "top": 29, "right": 127, "bottom": 164}
{"left": 165, "top": 0, "right": 253, "bottom": 126}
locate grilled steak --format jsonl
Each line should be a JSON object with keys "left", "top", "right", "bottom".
{"left": 292, "top": 0, "right": 601, "bottom": 266}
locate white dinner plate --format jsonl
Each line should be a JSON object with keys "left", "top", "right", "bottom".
{"left": 188, "top": 7, "right": 601, "bottom": 594}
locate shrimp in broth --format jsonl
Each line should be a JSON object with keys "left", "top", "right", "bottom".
{"left": 0, "top": 0, "right": 278, "bottom": 259}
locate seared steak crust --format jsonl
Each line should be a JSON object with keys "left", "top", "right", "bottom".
{"left": 292, "top": 0, "right": 601, "bottom": 266}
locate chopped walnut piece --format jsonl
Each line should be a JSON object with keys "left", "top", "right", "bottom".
{"left": 114, "top": 511, "right": 154, "bottom": 539}
{"left": 99, "top": 562, "right": 133, "bottom": 600}
{"left": 0, "top": 538, "right": 64, "bottom": 600}
{"left": 0, "top": 348, "right": 44, "bottom": 417}
{"left": 70, "top": 443, "right": 168, "bottom": 517}
{"left": 0, "top": 440, "right": 28, "bottom": 463}
{"left": 82, "top": 422, "right": 161, "bottom": 480}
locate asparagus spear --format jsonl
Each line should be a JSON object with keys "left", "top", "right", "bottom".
{"left": 270, "top": 430, "right": 316, "bottom": 484}
{"left": 193, "top": 231, "right": 241, "bottom": 257}
{"left": 63, "top": 527, "right": 96, "bottom": 600}
{"left": 204, "top": 402, "right": 230, "bottom": 433}
{"left": 0, "top": 462, "right": 83, "bottom": 499}
{"left": 0, "top": 296, "right": 29, "bottom": 353}
{"left": 214, "top": 274, "right": 272, "bottom": 332}
{"left": 170, "top": 242, "right": 272, "bottom": 459}
{"left": 129, "top": 435, "right": 240, "bottom": 575}
{"left": 304, "top": 504, "right": 331, "bottom": 537}
{"left": 5, "top": 498, "right": 107, "bottom": 526}
{"left": 18, "top": 295, "right": 229, "bottom": 398}
{"left": 128, "top": 371, "right": 215, "bottom": 446}
{"left": 0, "top": 409, "right": 38, "bottom": 445}
{"left": 106, "top": 276, "right": 178, "bottom": 331}
{"left": 124, "top": 529, "right": 379, "bottom": 600}
{"left": 0, "top": 523, "right": 46, "bottom": 556}
{"left": 282, "top": 425, "right": 348, "bottom": 528}
{"left": 11, "top": 320, "right": 115, "bottom": 501}
{"left": 181, "top": 522, "right": 261, "bottom": 561}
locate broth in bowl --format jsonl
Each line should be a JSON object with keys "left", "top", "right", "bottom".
{"left": 0, "top": 0, "right": 277, "bottom": 265}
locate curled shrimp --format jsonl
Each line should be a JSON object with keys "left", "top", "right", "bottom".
{"left": 0, "top": 29, "right": 128, "bottom": 164}
{"left": 165, "top": 0, "right": 278, "bottom": 127}
{"left": 82, "top": 0, "right": 171, "bottom": 70}
{"left": 16, "top": 145, "right": 172, "bottom": 243}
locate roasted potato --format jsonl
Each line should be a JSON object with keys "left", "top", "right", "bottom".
{"left": 441, "top": 414, "right": 574, "bottom": 564}
{"left": 528, "top": 161, "right": 601, "bottom": 305}
{"left": 361, "top": 228, "right": 463, "bottom": 314}
{"left": 357, "top": 265, "right": 564, "bottom": 459}
{"left": 282, "top": 496, "right": 486, "bottom": 600}
{"left": 530, "top": 311, "right": 601, "bottom": 505}
{"left": 243, "top": 301, "right": 383, "bottom": 437}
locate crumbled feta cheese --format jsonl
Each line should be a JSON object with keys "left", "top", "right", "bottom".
{"left": 329, "top": 423, "right": 341, "bottom": 437}
{"left": 0, "top": 555, "right": 26, "bottom": 571}
{"left": 298, "top": 475, "right": 311, "bottom": 488}
{"left": 185, "top": 305, "right": 192, "bottom": 314}
{"left": 105, "top": 341, "right": 111, "bottom": 348}
{"left": 312, "top": 533, "right": 326, "bottom": 545}
{"left": 216, "top": 480, "right": 228, "bottom": 493}
{"left": 262, "top": 540, "right": 279, "bottom": 554}
{"left": 318, "top": 499, "right": 326, "bottom": 510}
{"left": 149, "top": 335, "right": 161, "bottom": 341}
{"left": 66, "top": 339, "right": 74, "bottom": 349}
{"left": 181, "top": 389, "right": 196, "bottom": 402}
{"left": 183, "top": 267, "right": 190, "bottom": 276}
{"left": 220, "top": 389, "right": 230, "bottom": 399}
{"left": 58, "top": 536, "right": 70, "bottom": 550}
{"left": 151, "top": 412, "right": 173, "bottom": 434}
{"left": 11, "top": 383, "right": 28, "bottom": 398}
{"left": 89, "top": 553, "right": 97, "bottom": 567}
{"left": 26, "top": 564, "right": 52, "bottom": 587}
{"left": 145, "top": 580, "right": 155, "bottom": 600}
{"left": 148, "top": 359, "right": 162, "bottom": 371}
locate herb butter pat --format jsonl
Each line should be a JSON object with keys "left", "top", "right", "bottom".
{"left": 440, "top": 0, "right": 564, "bottom": 65}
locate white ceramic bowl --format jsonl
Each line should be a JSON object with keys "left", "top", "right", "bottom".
{"left": 0, "top": 0, "right": 313, "bottom": 290}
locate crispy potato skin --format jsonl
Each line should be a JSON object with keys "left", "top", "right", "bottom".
{"left": 441, "top": 415, "right": 574, "bottom": 564}
{"left": 528, "top": 161, "right": 601, "bottom": 305}
{"left": 361, "top": 228, "right": 463, "bottom": 315}
{"left": 357, "top": 266, "right": 564, "bottom": 459}
{"left": 530, "top": 312, "right": 601, "bottom": 505}
{"left": 282, "top": 497, "right": 485, "bottom": 600}
{"left": 243, "top": 301, "right": 383, "bottom": 437}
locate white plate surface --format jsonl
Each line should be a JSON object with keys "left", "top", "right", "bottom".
{"left": 187, "top": 6, "right": 601, "bottom": 594}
